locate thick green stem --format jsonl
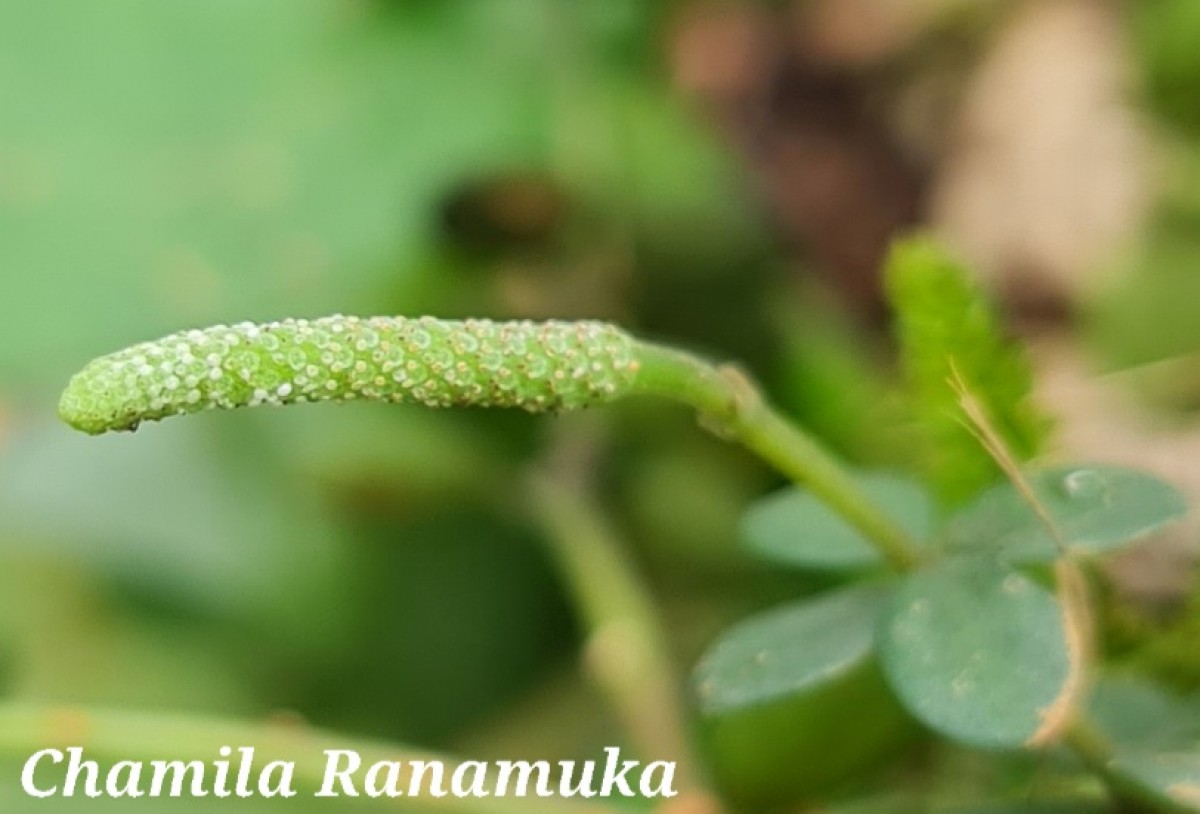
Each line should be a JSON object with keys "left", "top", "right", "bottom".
{"left": 632, "top": 343, "right": 923, "bottom": 572}
{"left": 0, "top": 703, "right": 623, "bottom": 814}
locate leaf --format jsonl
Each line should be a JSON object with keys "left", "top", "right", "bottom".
{"left": 885, "top": 235, "right": 1050, "bottom": 507}
{"left": 878, "top": 556, "right": 1083, "bottom": 749}
{"left": 1088, "top": 675, "right": 1200, "bottom": 753}
{"left": 1089, "top": 677, "right": 1200, "bottom": 812}
{"left": 694, "top": 582, "right": 890, "bottom": 713}
{"left": 1108, "top": 753, "right": 1200, "bottom": 813}
{"left": 693, "top": 583, "right": 915, "bottom": 805}
{"left": 740, "top": 472, "right": 933, "bottom": 571}
{"left": 943, "top": 465, "right": 1187, "bottom": 563}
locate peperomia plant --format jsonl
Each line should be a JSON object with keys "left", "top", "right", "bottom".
{"left": 57, "top": 237, "right": 1200, "bottom": 813}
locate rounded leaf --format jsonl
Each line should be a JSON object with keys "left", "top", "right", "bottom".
{"left": 694, "top": 583, "right": 915, "bottom": 805}
{"left": 879, "top": 557, "right": 1081, "bottom": 749}
{"left": 944, "top": 466, "right": 1186, "bottom": 562}
{"left": 695, "top": 582, "right": 889, "bottom": 713}
{"left": 741, "top": 473, "right": 933, "bottom": 571}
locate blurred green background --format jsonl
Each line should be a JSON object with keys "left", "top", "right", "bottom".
{"left": 4, "top": 0, "right": 1200, "bottom": 810}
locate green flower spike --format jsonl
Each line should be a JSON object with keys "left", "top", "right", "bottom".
{"left": 60, "top": 312, "right": 925, "bottom": 570}
{"left": 59, "top": 315, "right": 641, "bottom": 435}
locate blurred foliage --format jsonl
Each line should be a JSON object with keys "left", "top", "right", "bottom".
{"left": 885, "top": 236, "right": 1049, "bottom": 508}
{"left": 1092, "top": 2, "right": 1200, "bottom": 372}
{"left": 1106, "top": 579, "right": 1200, "bottom": 693}
{"left": 2, "top": 0, "right": 1200, "bottom": 812}
{"left": 1132, "top": 0, "right": 1200, "bottom": 139}
{"left": 0, "top": 0, "right": 764, "bottom": 758}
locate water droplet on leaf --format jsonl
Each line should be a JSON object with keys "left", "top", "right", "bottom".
{"left": 1060, "top": 469, "right": 1107, "bottom": 500}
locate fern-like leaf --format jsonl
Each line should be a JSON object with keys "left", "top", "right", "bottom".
{"left": 885, "top": 235, "right": 1051, "bottom": 507}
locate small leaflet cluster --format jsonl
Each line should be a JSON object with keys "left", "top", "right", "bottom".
{"left": 59, "top": 315, "right": 642, "bottom": 435}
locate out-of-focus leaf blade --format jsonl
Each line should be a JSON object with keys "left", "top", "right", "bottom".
{"left": 740, "top": 472, "right": 932, "bottom": 571}
{"left": 1089, "top": 674, "right": 1200, "bottom": 753}
{"left": 1109, "top": 753, "right": 1200, "bottom": 813}
{"left": 944, "top": 465, "right": 1187, "bottom": 562}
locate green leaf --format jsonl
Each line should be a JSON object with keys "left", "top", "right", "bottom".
{"left": 695, "top": 582, "right": 889, "bottom": 713}
{"left": 694, "top": 583, "right": 915, "bottom": 805}
{"left": 1089, "top": 675, "right": 1200, "bottom": 753}
{"left": 943, "top": 466, "right": 1187, "bottom": 563}
{"left": 1089, "top": 676, "right": 1200, "bottom": 812}
{"left": 885, "top": 235, "right": 1050, "bottom": 507}
{"left": 878, "top": 556, "right": 1081, "bottom": 749}
{"left": 1108, "top": 753, "right": 1200, "bottom": 813}
{"left": 740, "top": 472, "right": 933, "bottom": 571}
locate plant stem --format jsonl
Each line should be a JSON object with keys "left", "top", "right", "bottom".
{"left": 1063, "top": 716, "right": 1114, "bottom": 776}
{"left": 1062, "top": 716, "right": 1145, "bottom": 811}
{"left": 528, "top": 463, "right": 722, "bottom": 814}
{"left": 632, "top": 343, "right": 923, "bottom": 571}
{"left": 0, "top": 703, "right": 623, "bottom": 813}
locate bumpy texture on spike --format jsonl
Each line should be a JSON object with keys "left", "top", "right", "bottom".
{"left": 59, "top": 316, "right": 641, "bottom": 435}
